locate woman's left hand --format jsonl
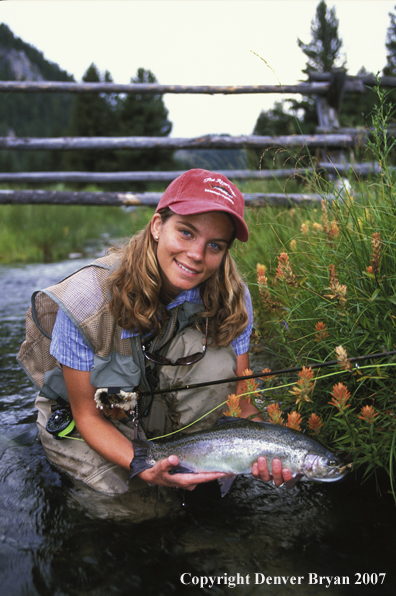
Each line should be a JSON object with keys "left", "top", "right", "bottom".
{"left": 252, "top": 457, "right": 294, "bottom": 487}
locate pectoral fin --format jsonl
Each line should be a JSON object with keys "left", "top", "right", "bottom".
{"left": 284, "top": 474, "right": 303, "bottom": 489}
{"left": 218, "top": 473, "right": 237, "bottom": 497}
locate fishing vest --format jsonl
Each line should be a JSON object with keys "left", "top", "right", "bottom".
{"left": 17, "top": 253, "right": 205, "bottom": 419}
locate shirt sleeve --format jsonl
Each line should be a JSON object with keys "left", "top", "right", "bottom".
{"left": 231, "top": 286, "right": 254, "bottom": 356}
{"left": 49, "top": 307, "right": 94, "bottom": 371}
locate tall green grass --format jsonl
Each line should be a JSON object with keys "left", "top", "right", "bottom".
{"left": 232, "top": 83, "right": 396, "bottom": 497}
{"left": 0, "top": 203, "right": 153, "bottom": 264}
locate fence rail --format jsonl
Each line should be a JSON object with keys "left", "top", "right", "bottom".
{"left": 1, "top": 71, "right": 395, "bottom": 206}
{"left": 0, "top": 133, "right": 360, "bottom": 151}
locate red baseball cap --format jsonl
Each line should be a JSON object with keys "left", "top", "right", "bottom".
{"left": 156, "top": 169, "right": 249, "bottom": 242}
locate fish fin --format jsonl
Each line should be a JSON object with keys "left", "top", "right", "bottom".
{"left": 284, "top": 474, "right": 304, "bottom": 489}
{"left": 215, "top": 415, "right": 247, "bottom": 426}
{"left": 168, "top": 465, "right": 196, "bottom": 475}
{"left": 217, "top": 473, "right": 237, "bottom": 497}
{"left": 129, "top": 439, "right": 152, "bottom": 478}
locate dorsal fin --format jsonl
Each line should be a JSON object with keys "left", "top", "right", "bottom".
{"left": 215, "top": 415, "right": 247, "bottom": 426}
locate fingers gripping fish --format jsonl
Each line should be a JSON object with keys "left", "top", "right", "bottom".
{"left": 129, "top": 417, "right": 350, "bottom": 497}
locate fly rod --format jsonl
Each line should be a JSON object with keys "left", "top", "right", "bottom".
{"left": 139, "top": 349, "right": 396, "bottom": 397}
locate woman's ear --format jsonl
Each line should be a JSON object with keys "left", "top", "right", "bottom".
{"left": 150, "top": 213, "right": 162, "bottom": 241}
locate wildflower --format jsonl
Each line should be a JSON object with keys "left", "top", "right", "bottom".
{"left": 335, "top": 345, "right": 353, "bottom": 372}
{"left": 312, "top": 222, "right": 323, "bottom": 234}
{"left": 321, "top": 199, "right": 329, "bottom": 234}
{"left": 357, "top": 405, "right": 379, "bottom": 424}
{"left": 301, "top": 222, "right": 310, "bottom": 235}
{"left": 275, "top": 252, "right": 297, "bottom": 287}
{"left": 366, "top": 265, "right": 373, "bottom": 274}
{"left": 369, "top": 232, "right": 381, "bottom": 278}
{"left": 290, "top": 239, "right": 297, "bottom": 251}
{"left": 329, "top": 220, "right": 339, "bottom": 238}
{"left": 328, "top": 383, "right": 351, "bottom": 411}
{"left": 225, "top": 394, "right": 241, "bottom": 417}
{"left": 308, "top": 413, "right": 324, "bottom": 435}
{"left": 324, "top": 264, "right": 347, "bottom": 306}
{"left": 240, "top": 368, "right": 259, "bottom": 403}
{"left": 256, "top": 263, "right": 276, "bottom": 309}
{"left": 256, "top": 263, "right": 266, "bottom": 284}
{"left": 260, "top": 368, "right": 274, "bottom": 381}
{"left": 289, "top": 366, "right": 315, "bottom": 408}
{"left": 286, "top": 411, "right": 302, "bottom": 431}
{"left": 314, "top": 321, "right": 329, "bottom": 342}
{"left": 267, "top": 402, "right": 283, "bottom": 425}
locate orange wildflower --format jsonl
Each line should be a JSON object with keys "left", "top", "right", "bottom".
{"left": 289, "top": 366, "right": 315, "bottom": 409}
{"left": 329, "top": 220, "right": 339, "bottom": 238}
{"left": 357, "top": 405, "right": 379, "bottom": 424}
{"left": 328, "top": 383, "right": 351, "bottom": 411}
{"left": 314, "top": 321, "right": 329, "bottom": 342}
{"left": 369, "top": 232, "right": 381, "bottom": 278}
{"left": 308, "top": 413, "right": 324, "bottom": 436}
{"left": 260, "top": 368, "right": 274, "bottom": 381}
{"left": 225, "top": 394, "right": 241, "bottom": 417}
{"left": 267, "top": 402, "right": 283, "bottom": 425}
{"left": 335, "top": 345, "right": 353, "bottom": 372}
{"left": 286, "top": 411, "right": 302, "bottom": 431}
{"left": 324, "top": 264, "right": 347, "bottom": 306}
{"left": 240, "top": 368, "right": 259, "bottom": 403}
{"left": 275, "top": 252, "right": 297, "bottom": 287}
{"left": 256, "top": 263, "right": 276, "bottom": 309}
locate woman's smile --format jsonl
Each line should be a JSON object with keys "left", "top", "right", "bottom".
{"left": 151, "top": 211, "right": 234, "bottom": 296}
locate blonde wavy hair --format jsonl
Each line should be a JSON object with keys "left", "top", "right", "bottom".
{"left": 107, "top": 210, "right": 249, "bottom": 346}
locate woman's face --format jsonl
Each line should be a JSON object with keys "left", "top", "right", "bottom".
{"left": 151, "top": 211, "right": 234, "bottom": 296}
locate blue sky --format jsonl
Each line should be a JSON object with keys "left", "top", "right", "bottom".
{"left": 1, "top": 1, "right": 395, "bottom": 136}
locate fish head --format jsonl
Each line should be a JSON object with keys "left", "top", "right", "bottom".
{"left": 302, "top": 452, "right": 351, "bottom": 482}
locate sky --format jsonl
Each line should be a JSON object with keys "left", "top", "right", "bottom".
{"left": 1, "top": 0, "right": 395, "bottom": 137}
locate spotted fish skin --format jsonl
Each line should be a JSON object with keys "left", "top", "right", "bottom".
{"left": 130, "top": 417, "right": 349, "bottom": 496}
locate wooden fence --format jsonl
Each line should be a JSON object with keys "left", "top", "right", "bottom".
{"left": 1, "top": 71, "right": 395, "bottom": 208}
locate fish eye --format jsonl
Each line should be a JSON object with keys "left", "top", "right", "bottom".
{"left": 328, "top": 459, "right": 338, "bottom": 467}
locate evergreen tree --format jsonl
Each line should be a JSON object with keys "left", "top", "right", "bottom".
{"left": 384, "top": 6, "right": 396, "bottom": 76}
{"left": 66, "top": 63, "right": 119, "bottom": 172}
{"left": 116, "top": 67, "right": 174, "bottom": 177}
{"left": 297, "top": 0, "right": 344, "bottom": 73}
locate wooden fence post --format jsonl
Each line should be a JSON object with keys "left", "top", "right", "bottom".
{"left": 312, "top": 68, "right": 349, "bottom": 181}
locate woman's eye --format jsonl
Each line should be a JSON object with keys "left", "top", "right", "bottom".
{"left": 209, "top": 242, "right": 221, "bottom": 251}
{"left": 180, "top": 229, "right": 192, "bottom": 238}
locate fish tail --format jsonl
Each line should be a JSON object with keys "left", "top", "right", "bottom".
{"left": 129, "top": 439, "right": 152, "bottom": 479}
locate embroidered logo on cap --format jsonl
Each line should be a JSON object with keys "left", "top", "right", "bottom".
{"left": 203, "top": 177, "right": 235, "bottom": 205}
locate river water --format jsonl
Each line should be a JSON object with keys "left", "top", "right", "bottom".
{"left": 0, "top": 257, "right": 395, "bottom": 596}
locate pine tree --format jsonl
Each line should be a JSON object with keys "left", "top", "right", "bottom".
{"left": 298, "top": 0, "right": 344, "bottom": 73}
{"left": 116, "top": 67, "right": 174, "bottom": 177}
{"left": 67, "top": 63, "right": 119, "bottom": 173}
{"left": 384, "top": 6, "right": 396, "bottom": 76}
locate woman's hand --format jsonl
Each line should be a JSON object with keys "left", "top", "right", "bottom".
{"left": 252, "top": 456, "right": 294, "bottom": 487}
{"left": 138, "top": 455, "right": 226, "bottom": 491}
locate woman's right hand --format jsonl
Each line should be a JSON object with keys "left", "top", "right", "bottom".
{"left": 138, "top": 455, "right": 226, "bottom": 491}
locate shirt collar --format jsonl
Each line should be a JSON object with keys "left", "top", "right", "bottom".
{"left": 121, "top": 287, "right": 203, "bottom": 338}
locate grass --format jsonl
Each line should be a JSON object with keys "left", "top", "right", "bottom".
{"left": 0, "top": 203, "right": 153, "bottom": 264}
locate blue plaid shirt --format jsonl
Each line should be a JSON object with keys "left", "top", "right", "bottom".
{"left": 50, "top": 286, "right": 253, "bottom": 371}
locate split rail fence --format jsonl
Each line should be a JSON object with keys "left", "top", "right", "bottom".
{"left": 0, "top": 70, "right": 395, "bottom": 209}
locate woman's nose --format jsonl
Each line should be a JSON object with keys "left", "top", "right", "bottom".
{"left": 187, "top": 241, "right": 205, "bottom": 261}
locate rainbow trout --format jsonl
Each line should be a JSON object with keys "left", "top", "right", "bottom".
{"left": 130, "top": 417, "right": 350, "bottom": 496}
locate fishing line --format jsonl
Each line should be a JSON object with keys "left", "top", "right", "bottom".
{"left": 148, "top": 359, "right": 396, "bottom": 441}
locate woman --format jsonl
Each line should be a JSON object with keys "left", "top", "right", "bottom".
{"left": 18, "top": 169, "right": 292, "bottom": 494}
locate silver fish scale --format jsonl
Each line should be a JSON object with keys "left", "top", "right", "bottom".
{"left": 149, "top": 420, "right": 336, "bottom": 477}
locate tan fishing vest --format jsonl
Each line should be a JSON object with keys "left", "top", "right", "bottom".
{"left": 17, "top": 253, "right": 207, "bottom": 412}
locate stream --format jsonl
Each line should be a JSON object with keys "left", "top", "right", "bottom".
{"left": 0, "top": 257, "right": 395, "bottom": 596}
